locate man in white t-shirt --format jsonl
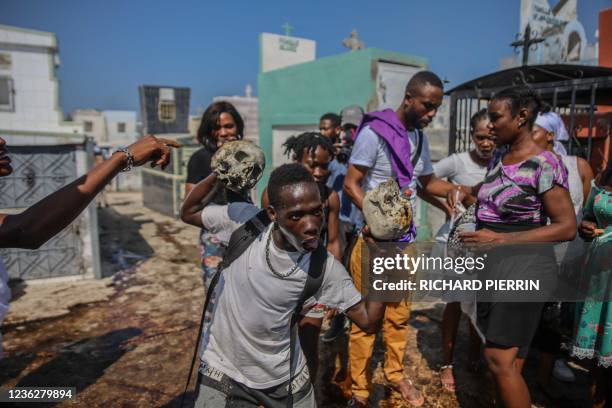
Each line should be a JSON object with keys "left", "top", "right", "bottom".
{"left": 181, "top": 163, "right": 388, "bottom": 408}
{"left": 343, "top": 71, "right": 457, "bottom": 407}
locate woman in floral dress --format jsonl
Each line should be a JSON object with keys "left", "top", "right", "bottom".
{"left": 572, "top": 162, "right": 612, "bottom": 407}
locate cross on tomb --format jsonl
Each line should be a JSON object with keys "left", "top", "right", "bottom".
{"left": 282, "top": 22, "right": 294, "bottom": 37}
{"left": 510, "top": 23, "right": 545, "bottom": 66}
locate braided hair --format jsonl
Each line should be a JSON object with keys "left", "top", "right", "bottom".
{"left": 282, "top": 132, "right": 335, "bottom": 161}
{"left": 491, "top": 86, "right": 542, "bottom": 129}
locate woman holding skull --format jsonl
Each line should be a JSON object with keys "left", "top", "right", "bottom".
{"left": 448, "top": 87, "right": 576, "bottom": 408}
{"left": 185, "top": 101, "right": 251, "bottom": 287}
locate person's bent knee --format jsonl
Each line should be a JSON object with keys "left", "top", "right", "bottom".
{"left": 484, "top": 345, "right": 519, "bottom": 378}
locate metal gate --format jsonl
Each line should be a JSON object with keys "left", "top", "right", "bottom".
{"left": 0, "top": 145, "right": 82, "bottom": 279}
{"left": 446, "top": 65, "right": 612, "bottom": 166}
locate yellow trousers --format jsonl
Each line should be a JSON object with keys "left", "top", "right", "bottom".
{"left": 349, "top": 236, "right": 411, "bottom": 399}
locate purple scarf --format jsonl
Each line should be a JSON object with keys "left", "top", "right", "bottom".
{"left": 355, "top": 109, "right": 414, "bottom": 188}
{"left": 355, "top": 109, "right": 416, "bottom": 242}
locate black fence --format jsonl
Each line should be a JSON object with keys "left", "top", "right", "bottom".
{"left": 447, "top": 64, "right": 612, "bottom": 164}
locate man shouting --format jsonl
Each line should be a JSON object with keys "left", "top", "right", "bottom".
{"left": 181, "top": 162, "right": 389, "bottom": 407}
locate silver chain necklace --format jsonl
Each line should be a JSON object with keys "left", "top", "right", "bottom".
{"left": 265, "top": 229, "right": 305, "bottom": 278}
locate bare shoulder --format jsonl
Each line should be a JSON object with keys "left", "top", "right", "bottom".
{"left": 576, "top": 157, "right": 594, "bottom": 178}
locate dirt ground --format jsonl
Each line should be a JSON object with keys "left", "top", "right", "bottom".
{"left": 0, "top": 193, "right": 597, "bottom": 407}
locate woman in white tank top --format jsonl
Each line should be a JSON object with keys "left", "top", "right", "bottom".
{"left": 433, "top": 109, "right": 495, "bottom": 392}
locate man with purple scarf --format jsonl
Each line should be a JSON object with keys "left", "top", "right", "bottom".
{"left": 344, "top": 71, "right": 457, "bottom": 407}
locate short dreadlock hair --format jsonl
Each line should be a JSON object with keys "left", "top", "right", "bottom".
{"left": 282, "top": 132, "right": 335, "bottom": 161}
{"left": 267, "top": 163, "right": 316, "bottom": 209}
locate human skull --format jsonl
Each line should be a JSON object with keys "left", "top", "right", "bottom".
{"left": 211, "top": 141, "right": 265, "bottom": 192}
{"left": 363, "top": 179, "right": 413, "bottom": 240}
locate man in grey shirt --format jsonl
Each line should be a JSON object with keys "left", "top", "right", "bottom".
{"left": 181, "top": 163, "right": 391, "bottom": 408}
{"left": 344, "top": 71, "right": 457, "bottom": 407}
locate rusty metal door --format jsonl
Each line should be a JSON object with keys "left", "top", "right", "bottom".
{"left": 0, "top": 145, "right": 82, "bottom": 279}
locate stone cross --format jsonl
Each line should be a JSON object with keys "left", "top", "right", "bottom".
{"left": 282, "top": 22, "right": 294, "bottom": 37}
{"left": 510, "top": 23, "right": 545, "bottom": 66}
{"left": 342, "top": 29, "right": 365, "bottom": 51}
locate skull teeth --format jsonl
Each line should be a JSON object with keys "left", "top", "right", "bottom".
{"left": 211, "top": 140, "right": 266, "bottom": 192}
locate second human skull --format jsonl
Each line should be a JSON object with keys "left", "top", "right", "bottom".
{"left": 363, "top": 179, "right": 413, "bottom": 240}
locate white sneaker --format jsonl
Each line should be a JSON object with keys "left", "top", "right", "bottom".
{"left": 553, "top": 359, "right": 575, "bottom": 382}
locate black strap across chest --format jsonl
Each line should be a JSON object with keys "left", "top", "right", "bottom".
{"left": 181, "top": 209, "right": 327, "bottom": 407}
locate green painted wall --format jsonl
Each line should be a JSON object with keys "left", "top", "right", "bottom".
{"left": 257, "top": 48, "right": 426, "bottom": 199}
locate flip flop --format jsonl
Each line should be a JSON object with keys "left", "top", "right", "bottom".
{"left": 387, "top": 378, "right": 425, "bottom": 407}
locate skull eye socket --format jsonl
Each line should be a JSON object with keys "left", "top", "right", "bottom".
{"left": 250, "top": 165, "right": 262, "bottom": 181}
{"left": 234, "top": 151, "right": 249, "bottom": 162}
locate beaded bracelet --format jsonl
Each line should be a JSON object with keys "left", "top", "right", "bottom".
{"left": 114, "top": 147, "right": 134, "bottom": 172}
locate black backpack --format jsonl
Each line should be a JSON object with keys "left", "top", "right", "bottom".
{"left": 181, "top": 210, "right": 328, "bottom": 406}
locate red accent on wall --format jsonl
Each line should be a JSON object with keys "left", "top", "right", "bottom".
{"left": 599, "top": 8, "right": 612, "bottom": 68}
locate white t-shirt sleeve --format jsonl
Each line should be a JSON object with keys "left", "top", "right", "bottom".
{"left": 433, "top": 154, "right": 457, "bottom": 180}
{"left": 201, "top": 202, "right": 261, "bottom": 245}
{"left": 350, "top": 126, "right": 380, "bottom": 168}
{"left": 310, "top": 256, "right": 362, "bottom": 313}
{"left": 416, "top": 133, "right": 434, "bottom": 177}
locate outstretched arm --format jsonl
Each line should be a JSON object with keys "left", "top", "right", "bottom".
{"left": 180, "top": 173, "right": 222, "bottom": 228}
{"left": 417, "top": 188, "right": 452, "bottom": 218}
{"left": 446, "top": 183, "right": 482, "bottom": 209}
{"left": 0, "top": 135, "right": 178, "bottom": 249}
{"left": 460, "top": 185, "right": 577, "bottom": 244}
{"left": 344, "top": 299, "right": 386, "bottom": 334}
{"left": 419, "top": 174, "right": 457, "bottom": 199}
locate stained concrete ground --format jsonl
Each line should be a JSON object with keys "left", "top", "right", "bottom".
{"left": 0, "top": 192, "right": 597, "bottom": 407}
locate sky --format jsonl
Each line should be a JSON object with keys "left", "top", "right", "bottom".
{"left": 0, "top": 0, "right": 608, "bottom": 115}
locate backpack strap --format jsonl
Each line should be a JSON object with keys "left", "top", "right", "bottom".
{"left": 295, "top": 243, "right": 327, "bottom": 315}
{"left": 180, "top": 209, "right": 270, "bottom": 408}
{"left": 287, "top": 243, "right": 328, "bottom": 407}
{"left": 220, "top": 210, "right": 270, "bottom": 270}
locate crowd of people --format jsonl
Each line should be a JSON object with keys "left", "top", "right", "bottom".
{"left": 0, "top": 69, "right": 611, "bottom": 408}
{"left": 178, "top": 71, "right": 611, "bottom": 408}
